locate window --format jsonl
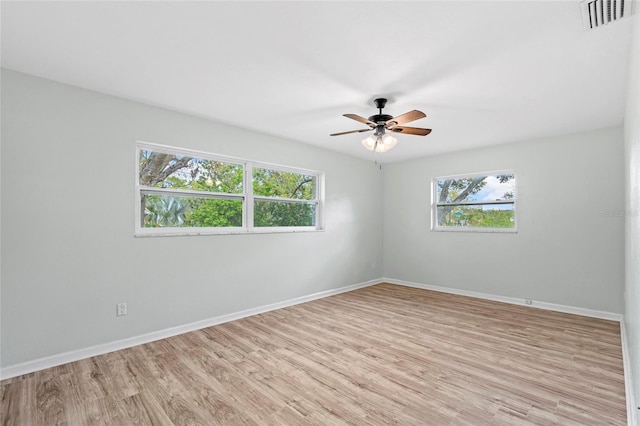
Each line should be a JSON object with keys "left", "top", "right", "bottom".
{"left": 432, "top": 170, "right": 516, "bottom": 232}
{"left": 252, "top": 167, "right": 318, "bottom": 228}
{"left": 136, "top": 142, "right": 323, "bottom": 236}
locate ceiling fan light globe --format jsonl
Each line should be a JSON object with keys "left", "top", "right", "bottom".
{"left": 374, "top": 134, "right": 397, "bottom": 152}
{"left": 362, "top": 135, "right": 377, "bottom": 151}
{"left": 382, "top": 133, "right": 397, "bottom": 146}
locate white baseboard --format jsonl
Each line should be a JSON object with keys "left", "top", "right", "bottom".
{"left": 0, "top": 278, "right": 381, "bottom": 380}
{"left": 621, "top": 321, "right": 638, "bottom": 426}
{"left": 383, "top": 277, "right": 623, "bottom": 321}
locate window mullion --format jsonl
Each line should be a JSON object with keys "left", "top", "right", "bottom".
{"left": 436, "top": 200, "right": 515, "bottom": 208}
{"left": 253, "top": 196, "right": 317, "bottom": 204}
{"left": 246, "top": 161, "right": 254, "bottom": 231}
{"left": 140, "top": 186, "right": 244, "bottom": 200}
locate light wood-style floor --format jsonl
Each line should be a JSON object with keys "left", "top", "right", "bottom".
{"left": 1, "top": 283, "right": 627, "bottom": 425}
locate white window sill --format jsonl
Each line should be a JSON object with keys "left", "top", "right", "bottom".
{"left": 431, "top": 226, "right": 517, "bottom": 234}
{"left": 135, "top": 227, "right": 324, "bottom": 237}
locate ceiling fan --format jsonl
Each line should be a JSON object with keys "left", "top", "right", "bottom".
{"left": 330, "top": 98, "right": 431, "bottom": 153}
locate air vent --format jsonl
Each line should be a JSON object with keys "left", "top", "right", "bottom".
{"left": 581, "top": 0, "right": 628, "bottom": 30}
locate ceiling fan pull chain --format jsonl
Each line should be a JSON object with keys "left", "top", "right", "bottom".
{"left": 373, "top": 144, "right": 382, "bottom": 170}
{"left": 373, "top": 141, "right": 378, "bottom": 166}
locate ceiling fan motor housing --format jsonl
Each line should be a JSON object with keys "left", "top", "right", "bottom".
{"left": 369, "top": 114, "right": 394, "bottom": 124}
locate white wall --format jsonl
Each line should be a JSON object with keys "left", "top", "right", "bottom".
{"left": 624, "top": 12, "right": 640, "bottom": 424}
{"left": 0, "top": 70, "right": 383, "bottom": 368}
{"left": 383, "top": 127, "right": 625, "bottom": 314}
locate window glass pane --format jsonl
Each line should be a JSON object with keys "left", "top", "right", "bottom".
{"left": 436, "top": 204, "right": 515, "bottom": 228}
{"left": 252, "top": 167, "right": 315, "bottom": 200}
{"left": 254, "top": 200, "right": 316, "bottom": 227}
{"left": 142, "top": 194, "right": 243, "bottom": 228}
{"left": 436, "top": 174, "right": 515, "bottom": 204}
{"left": 139, "top": 150, "right": 243, "bottom": 194}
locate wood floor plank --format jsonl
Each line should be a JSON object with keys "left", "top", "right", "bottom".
{"left": 117, "top": 391, "right": 174, "bottom": 426}
{"left": 35, "top": 376, "right": 68, "bottom": 425}
{"left": 0, "top": 283, "right": 627, "bottom": 425}
{"left": 1, "top": 377, "right": 37, "bottom": 426}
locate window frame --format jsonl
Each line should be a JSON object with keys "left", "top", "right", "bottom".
{"left": 135, "top": 141, "right": 324, "bottom": 236}
{"left": 431, "top": 169, "right": 517, "bottom": 233}
{"left": 250, "top": 164, "right": 320, "bottom": 232}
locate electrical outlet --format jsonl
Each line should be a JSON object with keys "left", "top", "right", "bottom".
{"left": 117, "top": 302, "right": 127, "bottom": 316}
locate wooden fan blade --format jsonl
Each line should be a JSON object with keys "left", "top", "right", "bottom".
{"left": 389, "top": 126, "right": 432, "bottom": 136}
{"left": 344, "top": 114, "right": 377, "bottom": 127}
{"left": 330, "top": 128, "right": 373, "bottom": 136}
{"left": 385, "top": 110, "right": 426, "bottom": 127}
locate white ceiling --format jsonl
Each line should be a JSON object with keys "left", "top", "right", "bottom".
{"left": 1, "top": 1, "right": 634, "bottom": 163}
